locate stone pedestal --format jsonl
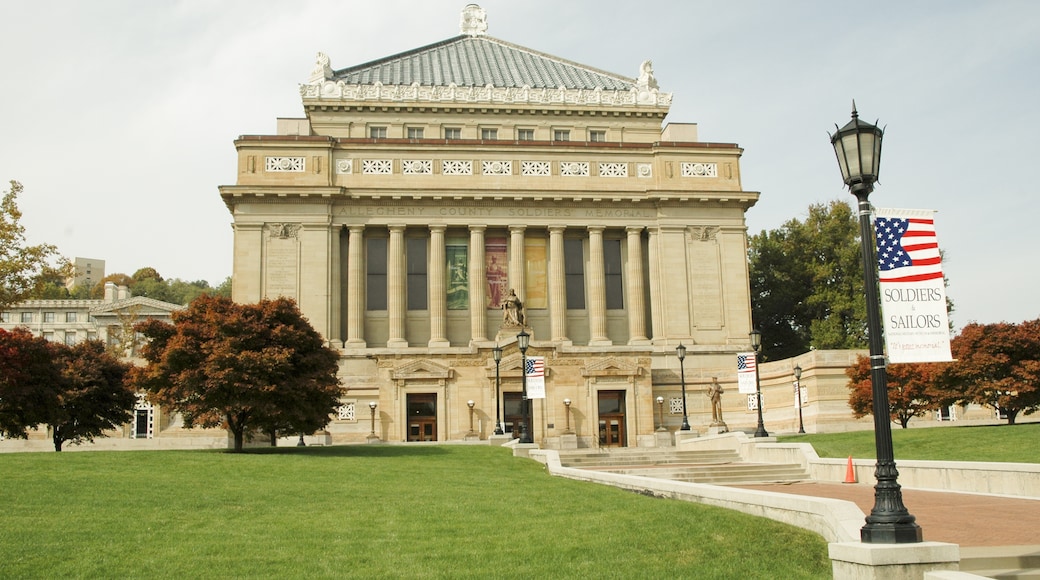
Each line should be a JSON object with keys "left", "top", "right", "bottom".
{"left": 674, "top": 429, "right": 700, "bottom": 445}
{"left": 707, "top": 423, "right": 729, "bottom": 436}
{"left": 655, "top": 430, "right": 673, "bottom": 447}
{"left": 510, "top": 442, "right": 540, "bottom": 459}
{"left": 559, "top": 432, "right": 578, "bottom": 449}
{"left": 464, "top": 432, "right": 480, "bottom": 441}
{"left": 365, "top": 434, "right": 381, "bottom": 444}
{"left": 828, "top": 542, "right": 959, "bottom": 580}
{"left": 488, "top": 433, "right": 515, "bottom": 447}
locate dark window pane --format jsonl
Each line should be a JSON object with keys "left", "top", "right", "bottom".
{"left": 367, "top": 238, "right": 387, "bottom": 310}
{"left": 564, "top": 238, "right": 585, "bottom": 309}
{"left": 407, "top": 237, "right": 428, "bottom": 310}
{"left": 604, "top": 239, "right": 624, "bottom": 309}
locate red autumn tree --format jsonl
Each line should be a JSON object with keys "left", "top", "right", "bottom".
{"left": 49, "top": 340, "right": 135, "bottom": 452}
{"left": 130, "top": 295, "right": 342, "bottom": 452}
{"left": 847, "top": 354, "right": 950, "bottom": 428}
{"left": 945, "top": 320, "right": 1040, "bottom": 425}
{"left": 0, "top": 328, "right": 62, "bottom": 438}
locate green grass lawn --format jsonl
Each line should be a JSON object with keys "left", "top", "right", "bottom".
{"left": 0, "top": 445, "right": 831, "bottom": 579}
{"left": 779, "top": 422, "right": 1040, "bottom": 463}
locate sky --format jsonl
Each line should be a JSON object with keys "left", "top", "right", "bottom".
{"left": 2, "top": 0, "right": 1037, "bottom": 330}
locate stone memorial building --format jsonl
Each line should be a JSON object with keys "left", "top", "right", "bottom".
{"left": 219, "top": 5, "right": 761, "bottom": 447}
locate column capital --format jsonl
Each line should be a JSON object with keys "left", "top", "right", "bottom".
{"left": 388, "top": 224, "right": 407, "bottom": 233}
{"left": 429, "top": 224, "right": 447, "bottom": 233}
{"left": 626, "top": 225, "right": 645, "bottom": 235}
{"left": 508, "top": 225, "right": 527, "bottom": 234}
{"left": 548, "top": 225, "right": 566, "bottom": 235}
{"left": 348, "top": 225, "right": 365, "bottom": 234}
{"left": 469, "top": 224, "right": 487, "bottom": 234}
{"left": 587, "top": 225, "right": 606, "bottom": 234}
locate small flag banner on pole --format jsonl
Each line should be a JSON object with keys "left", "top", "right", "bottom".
{"left": 737, "top": 352, "right": 757, "bottom": 394}
{"left": 874, "top": 208, "right": 952, "bottom": 363}
{"left": 525, "top": 357, "right": 546, "bottom": 399}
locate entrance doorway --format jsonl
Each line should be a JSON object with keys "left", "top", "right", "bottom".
{"left": 406, "top": 393, "right": 437, "bottom": 442}
{"left": 503, "top": 392, "right": 526, "bottom": 439}
{"left": 598, "top": 390, "right": 626, "bottom": 447}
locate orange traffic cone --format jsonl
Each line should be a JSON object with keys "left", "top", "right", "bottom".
{"left": 843, "top": 456, "right": 857, "bottom": 484}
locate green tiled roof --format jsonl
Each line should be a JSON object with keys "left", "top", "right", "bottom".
{"left": 331, "top": 35, "right": 633, "bottom": 91}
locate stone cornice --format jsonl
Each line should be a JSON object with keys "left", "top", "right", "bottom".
{"left": 300, "top": 81, "right": 672, "bottom": 110}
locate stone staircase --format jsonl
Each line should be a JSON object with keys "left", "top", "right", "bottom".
{"left": 959, "top": 546, "right": 1040, "bottom": 580}
{"left": 557, "top": 448, "right": 810, "bottom": 485}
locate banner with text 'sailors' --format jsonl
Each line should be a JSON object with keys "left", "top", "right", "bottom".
{"left": 874, "top": 208, "right": 953, "bottom": 363}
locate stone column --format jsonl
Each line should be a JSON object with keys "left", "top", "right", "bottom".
{"left": 469, "top": 225, "right": 487, "bottom": 342}
{"left": 328, "top": 225, "right": 343, "bottom": 347}
{"left": 647, "top": 226, "right": 663, "bottom": 343}
{"left": 548, "top": 225, "right": 568, "bottom": 342}
{"left": 509, "top": 225, "right": 526, "bottom": 303}
{"left": 429, "top": 225, "right": 449, "bottom": 347}
{"left": 387, "top": 224, "right": 407, "bottom": 348}
{"left": 587, "top": 226, "right": 610, "bottom": 346}
{"left": 626, "top": 226, "right": 649, "bottom": 344}
{"left": 345, "top": 226, "right": 366, "bottom": 347}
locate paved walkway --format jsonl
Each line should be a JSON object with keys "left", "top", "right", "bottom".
{"left": 736, "top": 481, "right": 1040, "bottom": 547}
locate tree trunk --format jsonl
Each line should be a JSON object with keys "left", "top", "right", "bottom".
{"left": 1007, "top": 409, "right": 1019, "bottom": 425}
{"left": 53, "top": 434, "right": 63, "bottom": 452}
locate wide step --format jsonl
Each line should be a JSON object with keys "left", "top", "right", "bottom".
{"left": 557, "top": 448, "right": 809, "bottom": 484}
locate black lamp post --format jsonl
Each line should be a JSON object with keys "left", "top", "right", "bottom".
{"left": 492, "top": 344, "right": 504, "bottom": 435}
{"left": 517, "top": 329, "right": 532, "bottom": 444}
{"left": 369, "top": 401, "right": 377, "bottom": 438}
{"left": 831, "top": 102, "right": 922, "bottom": 544}
{"left": 794, "top": 365, "right": 805, "bottom": 434}
{"left": 749, "top": 329, "right": 768, "bottom": 438}
{"left": 675, "top": 344, "right": 690, "bottom": 431}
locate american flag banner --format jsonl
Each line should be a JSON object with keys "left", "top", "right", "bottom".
{"left": 524, "top": 357, "right": 546, "bottom": 399}
{"left": 736, "top": 352, "right": 757, "bottom": 394}
{"left": 874, "top": 208, "right": 952, "bottom": 363}
{"left": 875, "top": 211, "right": 944, "bottom": 283}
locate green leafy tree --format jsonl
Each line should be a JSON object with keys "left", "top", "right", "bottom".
{"left": 1, "top": 180, "right": 70, "bottom": 308}
{"left": 212, "top": 276, "right": 232, "bottom": 298}
{"left": 847, "top": 355, "right": 950, "bottom": 428}
{"left": 749, "top": 200, "right": 866, "bottom": 360}
{"left": 49, "top": 340, "right": 135, "bottom": 452}
{"left": 130, "top": 295, "right": 343, "bottom": 452}
{"left": 0, "top": 328, "right": 62, "bottom": 438}
{"left": 945, "top": 320, "right": 1040, "bottom": 424}
{"left": 132, "top": 267, "right": 163, "bottom": 283}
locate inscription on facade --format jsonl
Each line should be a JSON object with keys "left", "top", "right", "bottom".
{"left": 265, "top": 233, "right": 299, "bottom": 299}
{"left": 335, "top": 205, "right": 655, "bottom": 219}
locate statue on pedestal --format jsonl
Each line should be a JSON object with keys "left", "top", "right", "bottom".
{"left": 707, "top": 377, "right": 727, "bottom": 431}
{"left": 501, "top": 289, "right": 524, "bottom": 327}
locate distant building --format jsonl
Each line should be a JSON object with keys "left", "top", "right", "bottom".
{"left": 66, "top": 257, "right": 105, "bottom": 291}
{"left": 1, "top": 283, "right": 181, "bottom": 354}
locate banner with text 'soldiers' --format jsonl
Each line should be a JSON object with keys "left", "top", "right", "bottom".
{"left": 874, "top": 208, "right": 953, "bottom": 363}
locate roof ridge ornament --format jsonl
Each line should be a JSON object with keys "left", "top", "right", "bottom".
{"left": 309, "top": 52, "right": 333, "bottom": 83}
{"left": 460, "top": 4, "right": 488, "bottom": 36}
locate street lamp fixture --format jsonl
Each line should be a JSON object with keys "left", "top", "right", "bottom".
{"left": 794, "top": 364, "right": 805, "bottom": 434}
{"left": 831, "top": 103, "right": 921, "bottom": 544}
{"left": 563, "top": 398, "right": 572, "bottom": 434}
{"left": 517, "top": 329, "right": 532, "bottom": 444}
{"left": 368, "top": 401, "right": 377, "bottom": 438}
{"left": 749, "top": 329, "right": 768, "bottom": 438}
{"left": 656, "top": 395, "right": 665, "bottom": 431}
{"left": 676, "top": 344, "right": 690, "bottom": 431}
{"left": 492, "top": 344, "right": 504, "bottom": 435}
{"left": 467, "top": 400, "right": 476, "bottom": 435}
